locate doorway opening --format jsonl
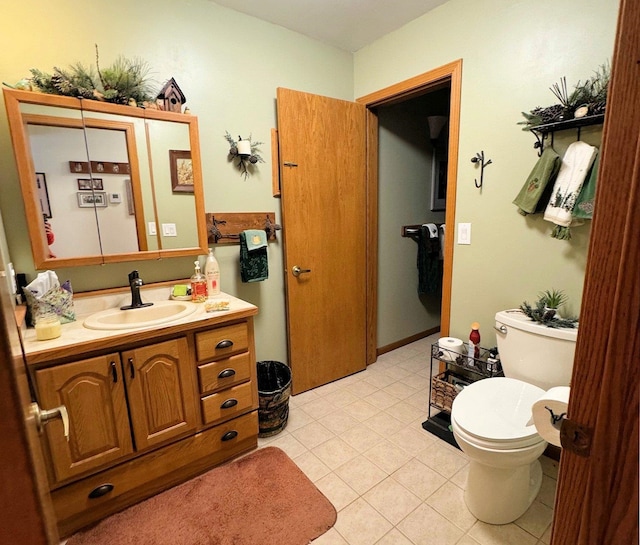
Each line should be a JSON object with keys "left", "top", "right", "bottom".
{"left": 357, "top": 59, "right": 462, "bottom": 363}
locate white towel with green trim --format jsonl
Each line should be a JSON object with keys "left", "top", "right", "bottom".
{"left": 543, "top": 141, "right": 597, "bottom": 236}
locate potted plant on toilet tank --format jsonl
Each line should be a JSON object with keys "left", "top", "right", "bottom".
{"left": 520, "top": 288, "right": 578, "bottom": 328}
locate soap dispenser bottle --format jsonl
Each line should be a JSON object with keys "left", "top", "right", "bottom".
{"left": 190, "top": 260, "right": 207, "bottom": 302}
{"left": 205, "top": 248, "right": 220, "bottom": 297}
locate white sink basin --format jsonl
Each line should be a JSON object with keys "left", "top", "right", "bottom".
{"left": 83, "top": 300, "right": 197, "bottom": 330}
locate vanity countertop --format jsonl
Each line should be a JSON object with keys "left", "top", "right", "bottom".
{"left": 21, "top": 286, "right": 258, "bottom": 366}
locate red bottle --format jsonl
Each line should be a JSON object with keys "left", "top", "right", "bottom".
{"left": 469, "top": 322, "right": 481, "bottom": 359}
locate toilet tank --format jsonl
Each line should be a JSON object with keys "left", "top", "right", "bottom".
{"left": 495, "top": 309, "right": 578, "bottom": 391}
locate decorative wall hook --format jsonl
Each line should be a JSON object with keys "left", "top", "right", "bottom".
{"left": 471, "top": 151, "right": 492, "bottom": 189}
{"left": 225, "top": 132, "right": 265, "bottom": 179}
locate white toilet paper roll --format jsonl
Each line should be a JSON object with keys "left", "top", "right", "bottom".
{"left": 438, "top": 337, "right": 464, "bottom": 360}
{"left": 531, "top": 386, "right": 570, "bottom": 447}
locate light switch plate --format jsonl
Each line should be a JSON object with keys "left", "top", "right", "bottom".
{"left": 457, "top": 222, "right": 471, "bottom": 245}
{"left": 162, "top": 223, "right": 177, "bottom": 237}
{"left": 148, "top": 222, "right": 157, "bottom": 236}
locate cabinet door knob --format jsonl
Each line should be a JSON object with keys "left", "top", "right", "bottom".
{"left": 218, "top": 368, "right": 236, "bottom": 379}
{"left": 220, "top": 398, "right": 238, "bottom": 410}
{"left": 216, "top": 339, "right": 233, "bottom": 349}
{"left": 221, "top": 430, "right": 238, "bottom": 442}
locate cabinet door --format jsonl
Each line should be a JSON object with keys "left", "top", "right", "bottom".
{"left": 35, "top": 354, "right": 133, "bottom": 484}
{"left": 122, "top": 338, "right": 197, "bottom": 451}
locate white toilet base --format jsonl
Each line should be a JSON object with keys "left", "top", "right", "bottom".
{"left": 464, "top": 459, "right": 543, "bottom": 524}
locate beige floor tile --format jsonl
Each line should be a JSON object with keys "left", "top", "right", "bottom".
{"left": 456, "top": 536, "right": 481, "bottom": 545}
{"left": 539, "top": 455, "right": 559, "bottom": 479}
{"left": 397, "top": 503, "right": 464, "bottom": 545}
{"left": 383, "top": 380, "right": 419, "bottom": 399}
{"left": 266, "top": 432, "right": 308, "bottom": 458}
{"left": 415, "top": 441, "right": 468, "bottom": 479}
{"left": 374, "top": 528, "right": 414, "bottom": 544}
{"left": 291, "top": 420, "right": 336, "bottom": 449}
{"left": 313, "top": 437, "right": 360, "bottom": 469}
{"left": 313, "top": 527, "right": 349, "bottom": 544}
{"left": 540, "top": 523, "right": 552, "bottom": 544}
{"left": 450, "top": 464, "right": 469, "bottom": 490}
{"left": 315, "top": 472, "right": 360, "bottom": 512}
{"left": 365, "top": 389, "right": 401, "bottom": 410}
{"left": 391, "top": 458, "right": 447, "bottom": 500}
{"left": 324, "top": 388, "right": 361, "bottom": 408}
{"left": 283, "top": 405, "right": 314, "bottom": 432}
{"left": 319, "top": 409, "right": 362, "bottom": 434}
{"left": 334, "top": 498, "right": 394, "bottom": 545}
{"left": 536, "top": 475, "right": 557, "bottom": 508}
{"left": 468, "top": 521, "right": 538, "bottom": 545}
{"left": 384, "top": 401, "right": 426, "bottom": 424}
{"left": 364, "top": 440, "right": 412, "bottom": 474}
{"left": 335, "top": 455, "right": 388, "bottom": 495}
{"left": 302, "top": 396, "right": 340, "bottom": 419}
{"left": 341, "top": 423, "right": 385, "bottom": 453}
{"left": 346, "top": 380, "right": 380, "bottom": 399}
{"left": 364, "top": 412, "right": 405, "bottom": 436}
{"left": 387, "top": 426, "right": 435, "bottom": 456}
{"left": 344, "top": 399, "right": 381, "bottom": 421}
{"left": 404, "top": 390, "right": 429, "bottom": 411}
{"left": 363, "top": 477, "right": 422, "bottom": 525}
{"left": 363, "top": 371, "right": 398, "bottom": 389}
{"left": 290, "top": 389, "right": 320, "bottom": 407}
{"left": 292, "top": 450, "right": 331, "bottom": 482}
{"left": 426, "top": 481, "right": 477, "bottom": 532}
{"left": 515, "top": 500, "right": 553, "bottom": 538}
{"left": 397, "top": 357, "right": 428, "bottom": 375}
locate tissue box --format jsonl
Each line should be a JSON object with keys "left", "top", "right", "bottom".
{"left": 23, "top": 281, "right": 75, "bottom": 327}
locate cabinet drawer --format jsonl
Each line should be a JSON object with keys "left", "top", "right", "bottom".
{"left": 52, "top": 411, "right": 258, "bottom": 537}
{"left": 201, "top": 381, "right": 256, "bottom": 425}
{"left": 198, "top": 352, "right": 252, "bottom": 395}
{"left": 195, "top": 322, "right": 249, "bottom": 362}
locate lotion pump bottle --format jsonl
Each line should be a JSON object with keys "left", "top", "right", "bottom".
{"left": 205, "top": 248, "right": 221, "bottom": 297}
{"left": 190, "top": 260, "right": 207, "bottom": 302}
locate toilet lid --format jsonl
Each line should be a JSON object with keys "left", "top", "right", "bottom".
{"left": 451, "top": 377, "right": 545, "bottom": 448}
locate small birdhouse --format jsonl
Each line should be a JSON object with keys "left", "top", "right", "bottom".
{"left": 156, "top": 78, "right": 186, "bottom": 113}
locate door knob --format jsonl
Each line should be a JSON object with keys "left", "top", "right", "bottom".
{"left": 30, "top": 402, "right": 70, "bottom": 441}
{"left": 292, "top": 266, "right": 311, "bottom": 277}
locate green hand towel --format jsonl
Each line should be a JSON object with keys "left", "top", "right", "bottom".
{"left": 240, "top": 230, "right": 268, "bottom": 283}
{"left": 573, "top": 153, "right": 599, "bottom": 220}
{"left": 513, "top": 147, "right": 561, "bottom": 215}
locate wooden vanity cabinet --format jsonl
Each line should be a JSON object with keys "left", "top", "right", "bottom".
{"left": 28, "top": 312, "right": 259, "bottom": 537}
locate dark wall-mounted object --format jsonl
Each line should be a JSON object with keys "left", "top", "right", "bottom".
{"left": 206, "top": 212, "right": 281, "bottom": 244}
{"left": 156, "top": 77, "right": 186, "bottom": 113}
{"left": 470, "top": 151, "right": 492, "bottom": 189}
{"left": 529, "top": 114, "right": 605, "bottom": 156}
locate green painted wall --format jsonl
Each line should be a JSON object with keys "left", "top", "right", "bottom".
{"left": 356, "top": 0, "right": 617, "bottom": 346}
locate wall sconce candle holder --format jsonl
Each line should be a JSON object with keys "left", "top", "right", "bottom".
{"left": 225, "top": 131, "right": 265, "bottom": 179}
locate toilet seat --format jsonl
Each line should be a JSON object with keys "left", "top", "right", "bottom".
{"left": 451, "top": 377, "right": 546, "bottom": 450}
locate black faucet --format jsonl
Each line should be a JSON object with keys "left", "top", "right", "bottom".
{"left": 120, "top": 270, "right": 154, "bottom": 310}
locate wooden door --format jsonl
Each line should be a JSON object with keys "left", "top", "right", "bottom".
{"left": 35, "top": 353, "right": 133, "bottom": 484}
{"left": 550, "top": 0, "right": 639, "bottom": 542}
{"left": 123, "top": 338, "right": 197, "bottom": 450}
{"left": 277, "top": 87, "right": 367, "bottom": 394}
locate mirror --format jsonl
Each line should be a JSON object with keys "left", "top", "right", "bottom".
{"left": 3, "top": 88, "right": 207, "bottom": 268}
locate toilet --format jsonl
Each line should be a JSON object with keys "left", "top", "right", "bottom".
{"left": 450, "top": 309, "right": 578, "bottom": 524}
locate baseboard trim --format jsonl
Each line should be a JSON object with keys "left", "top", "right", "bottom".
{"left": 376, "top": 327, "right": 440, "bottom": 357}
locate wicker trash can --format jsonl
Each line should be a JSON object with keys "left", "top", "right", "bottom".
{"left": 256, "top": 360, "right": 292, "bottom": 437}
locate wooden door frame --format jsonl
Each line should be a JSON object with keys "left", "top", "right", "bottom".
{"left": 357, "top": 59, "right": 463, "bottom": 364}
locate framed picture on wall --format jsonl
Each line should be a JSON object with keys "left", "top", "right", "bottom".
{"left": 35, "top": 172, "right": 52, "bottom": 219}
{"left": 77, "top": 178, "right": 104, "bottom": 191}
{"left": 430, "top": 157, "right": 447, "bottom": 212}
{"left": 77, "top": 191, "right": 107, "bottom": 208}
{"left": 169, "top": 150, "right": 194, "bottom": 193}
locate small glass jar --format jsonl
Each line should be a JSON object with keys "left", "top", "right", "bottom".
{"left": 35, "top": 313, "right": 62, "bottom": 341}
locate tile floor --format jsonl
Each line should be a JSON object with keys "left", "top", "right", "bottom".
{"left": 258, "top": 334, "right": 557, "bottom": 545}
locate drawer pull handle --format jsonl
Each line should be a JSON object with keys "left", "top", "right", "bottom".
{"left": 88, "top": 483, "right": 114, "bottom": 499}
{"left": 218, "top": 368, "right": 236, "bottom": 379}
{"left": 221, "top": 398, "right": 238, "bottom": 409}
{"left": 216, "top": 339, "right": 234, "bottom": 350}
{"left": 128, "top": 358, "right": 135, "bottom": 379}
{"left": 110, "top": 361, "right": 118, "bottom": 383}
{"left": 221, "top": 430, "right": 238, "bottom": 441}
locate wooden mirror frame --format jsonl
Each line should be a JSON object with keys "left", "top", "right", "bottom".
{"left": 3, "top": 88, "right": 208, "bottom": 268}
